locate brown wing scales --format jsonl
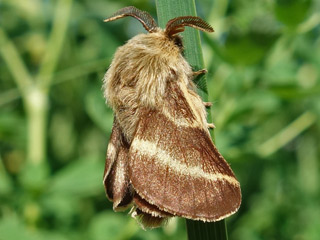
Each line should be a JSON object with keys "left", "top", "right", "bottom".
{"left": 129, "top": 82, "right": 241, "bottom": 221}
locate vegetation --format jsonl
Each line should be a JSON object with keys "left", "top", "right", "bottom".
{"left": 1, "top": 0, "right": 319, "bottom": 240}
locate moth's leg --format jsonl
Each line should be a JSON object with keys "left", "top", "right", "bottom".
{"left": 193, "top": 69, "right": 207, "bottom": 76}
{"left": 193, "top": 70, "right": 211, "bottom": 107}
{"left": 207, "top": 123, "right": 215, "bottom": 129}
{"left": 204, "top": 102, "right": 212, "bottom": 107}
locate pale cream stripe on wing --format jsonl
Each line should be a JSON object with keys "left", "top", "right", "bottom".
{"left": 131, "top": 139, "right": 239, "bottom": 186}
{"left": 161, "top": 107, "right": 201, "bottom": 128}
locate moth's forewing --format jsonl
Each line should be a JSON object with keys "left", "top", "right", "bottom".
{"left": 129, "top": 82, "right": 241, "bottom": 221}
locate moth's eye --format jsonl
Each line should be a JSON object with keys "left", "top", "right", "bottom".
{"left": 173, "top": 36, "right": 183, "bottom": 49}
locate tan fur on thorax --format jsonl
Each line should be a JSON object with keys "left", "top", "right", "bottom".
{"left": 103, "top": 29, "right": 206, "bottom": 141}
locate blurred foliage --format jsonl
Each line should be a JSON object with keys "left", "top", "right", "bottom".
{"left": 0, "top": 0, "right": 320, "bottom": 240}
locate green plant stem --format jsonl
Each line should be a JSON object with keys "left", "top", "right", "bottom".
{"left": 0, "top": 58, "right": 110, "bottom": 107}
{"left": 28, "top": 0, "right": 72, "bottom": 164}
{"left": 257, "top": 111, "right": 317, "bottom": 157}
{"left": 0, "top": 28, "right": 33, "bottom": 96}
{"left": 186, "top": 220, "right": 228, "bottom": 240}
{"left": 37, "top": 0, "right": 73, "bottom": 90}
{"left": 0, "top": 28, "right": 46, "bottom": 165}
{"left": 24, "top": 87, "right": 48, "bottom": 165}
{"left": 0, "top": 0, "right": 73, "bottom": 165}
{"left": 155, "top": 1, "right": 228, "bottom": 239}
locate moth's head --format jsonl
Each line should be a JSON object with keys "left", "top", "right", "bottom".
{"left": 104, "top": 6, "right": 214, "bottom": 51}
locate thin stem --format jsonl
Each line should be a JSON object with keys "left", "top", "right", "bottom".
{"left": 36, "top": 0, "right": 73, "bottom": 91}
{"left": 0, "top": 28, "right": 33, "bottom": 96}
{"left": 25, "top": 87, "right": 48, "bottom": 165}
{"left": 257, "top": 111, "right": 317, "bottom": 157}
{"left": 0, "top": 0, "right": 73, "bottom": 165}
{"left": 27, "top": 0, "right": 73, "bottom": 164}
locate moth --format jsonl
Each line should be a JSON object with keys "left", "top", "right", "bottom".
{"left": 102, "top": 6, "right": 241, "bottom": 228}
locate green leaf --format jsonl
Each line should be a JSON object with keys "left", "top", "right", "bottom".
{"left": 41, "top": 193, "right": 79, "bottom": 225}
{"left": 0, "top": 215, "right": 69, "bottom": 240}
{"left": 85, "top": 86, "right": 114, "bottom": 132}
{"left": 0, "top": 215, "right": 39, "bottom": 240}
{"left": 88, "top": 212, "right": 134, "bottom": 240}
{"left": 19, "top": 162, "right": 50, "bottom": 191}
{"left": 0, "top": 110, "right": 26, "bottom": 147}
{"left": 0, "top": 156, "right": 13, "bottom": 195}
{"left": 275, "top": 0, "right": 312, "bottom": 27}
{"left": 48, "top": 156, "right": 104, "bottom": 197}
{"left": 224, "top": 17, "right": 280, "bottom": 65}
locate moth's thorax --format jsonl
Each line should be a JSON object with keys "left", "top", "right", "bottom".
{"left": 103, "top": 30, "right": 193, "bottom": 140}
{"left": 127, "top": 30, "right": 180, "bottom": 56}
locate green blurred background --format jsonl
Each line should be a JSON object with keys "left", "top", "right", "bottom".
{"left": 1, "top": 0, "right": 320, "bottom": 239}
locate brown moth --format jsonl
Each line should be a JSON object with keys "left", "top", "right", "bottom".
{"left": 102, "top": 6, "right": 241, "bottom": 228}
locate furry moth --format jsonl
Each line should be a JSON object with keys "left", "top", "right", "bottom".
{"left": 102, "top": 6, "right": 241, "bottom": 228}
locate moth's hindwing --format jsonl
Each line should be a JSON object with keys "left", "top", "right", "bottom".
{"left": 104, "top": 118, "right": 133, "bottom": 211}
{"left": 129, "top": 82, "right": 241, "bottom": 221}
{"left": 133, "top": 193, "right": 173, "bottom": 218}
{"left": 103, "top": 118, "right": 121, "bottom": 180}
{"left": 131, "top": 194, "right": 172, "bottom": 228}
